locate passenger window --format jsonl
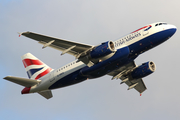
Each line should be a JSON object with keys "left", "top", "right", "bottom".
{"left": 155, "top": 24, "right": 158, "bottom": 26}
{"left": 159, "top": 23, "right": 162, "bottom": 25}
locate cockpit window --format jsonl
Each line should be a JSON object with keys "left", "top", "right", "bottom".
{"left": 155, "top": 23, "right": 167, "bottom": 27}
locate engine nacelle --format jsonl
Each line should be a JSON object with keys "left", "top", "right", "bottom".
{"left": 90, "top": 41, "right": 115, "bottom": 59}
{"left": 80, "top": 46, "right": 130, "bottom": 76}
{"left": 130, "top": 61, "right": 156, "bottom": 79}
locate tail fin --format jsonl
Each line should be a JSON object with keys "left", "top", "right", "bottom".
{"left": 21, "top": 53, "right": 53, "bottom": 79}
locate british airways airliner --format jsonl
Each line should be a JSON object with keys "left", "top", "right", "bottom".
{"left": 4, "top": 22, "right": 177, "bottom": 99}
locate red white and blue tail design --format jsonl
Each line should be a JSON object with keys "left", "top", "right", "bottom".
{"left": 21, "top": 53, "right": 53, "bottom": 80}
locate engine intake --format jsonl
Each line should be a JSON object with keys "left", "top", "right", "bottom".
{"left": 130, "top": 61, "right": 156, "bottom": 79}
{"left": 90, "top": 41, "right": 115, "bottom": 59}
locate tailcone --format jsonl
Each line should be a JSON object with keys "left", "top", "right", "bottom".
{"left": 21, "top": 87, "right": 31, "bottom": 94}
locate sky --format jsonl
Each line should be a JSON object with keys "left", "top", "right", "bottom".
{"left": 1, "top": 0, "right": 180, "bottom": 120}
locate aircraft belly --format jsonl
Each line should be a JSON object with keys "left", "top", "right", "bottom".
{"left": 85, "top": 58, "right": 132, "bottom": 79}
{"left": 48, "top": 69, "right": 87, "bottom": 90}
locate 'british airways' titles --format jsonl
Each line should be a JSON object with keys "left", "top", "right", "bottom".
{"left": 115, "top": 32, "right": 141, "bottom": 47}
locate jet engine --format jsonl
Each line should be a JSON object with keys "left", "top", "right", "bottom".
{"left": 89, "top": 41, "right": 115, "bottom": 59}
{"left": 130, "top": 61, "right": 156, "bottom": 80}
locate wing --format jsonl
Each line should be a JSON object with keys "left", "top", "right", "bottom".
{"left": 21, "top": 32, "right": 93, "bottom": 57}
{"left": 108, "top": 61, "right": 147, "bottom": 94}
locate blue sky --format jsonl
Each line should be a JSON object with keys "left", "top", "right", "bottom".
{"left": 1, "top": 0, "right": 180, "bottom": 120}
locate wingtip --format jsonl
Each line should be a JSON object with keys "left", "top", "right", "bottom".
{"left": 17, "top": 31, "right": 30, "bottom": 37}
{"left": 18, "top": 32, "right": 22, "bottom": 37}
{"left": 3, "top": 76, "right": 11, "bottom": 80}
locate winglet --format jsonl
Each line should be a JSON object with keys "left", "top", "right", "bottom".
{"left": 18, "top": 32, "right": 23, "bottom": 37}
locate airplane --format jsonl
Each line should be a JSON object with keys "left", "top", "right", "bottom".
{"left": 4, "top": 22, "right": 177, "bottom": 99}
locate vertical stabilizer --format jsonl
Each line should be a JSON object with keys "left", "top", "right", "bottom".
{"left": 21, "top": 53, "right": 53, "bottom": 79}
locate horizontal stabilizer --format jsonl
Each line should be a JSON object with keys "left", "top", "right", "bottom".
{"left": 4, "top": 76, "right": 40, "bottom": 87}
{"left": 38, "top": 90, "right": 53, "bottom": 99}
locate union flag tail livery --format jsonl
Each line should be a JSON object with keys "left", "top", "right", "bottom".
{"left": 4, "top": 22, "right": 177, "bottom": 99}
{"left": 21, "top": 53, "right": 53, "bottom": 80}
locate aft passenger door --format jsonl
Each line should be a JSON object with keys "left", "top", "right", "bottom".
{"left": 49, "top": 71, "right": 55, "bottom": 82}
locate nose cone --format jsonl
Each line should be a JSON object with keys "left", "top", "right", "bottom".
{"left": 168, "top": 24, "right": 177, "bottom": 36}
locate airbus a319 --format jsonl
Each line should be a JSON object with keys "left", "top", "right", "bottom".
{"left": 4, "top": 22, "right": 176, "bottom": 99}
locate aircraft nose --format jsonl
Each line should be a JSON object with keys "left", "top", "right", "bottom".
{"left": 166, "top": 24, "right": 177, "bottom": 37}
{"left": 169, "top": 24, "right": 177, "bottom": 34}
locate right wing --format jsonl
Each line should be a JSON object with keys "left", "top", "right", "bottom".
{"left": 108, "top": 61, "right": 147, "bottom": 94}
{"left": 20, "top": 31, "right": 94, "bottom": 57}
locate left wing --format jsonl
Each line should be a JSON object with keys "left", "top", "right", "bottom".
{"left": 20, "top": 32, "right": 93, "bottom": 57}
{"left": 108, "top": 61, "right": 147, "bottom": 95}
